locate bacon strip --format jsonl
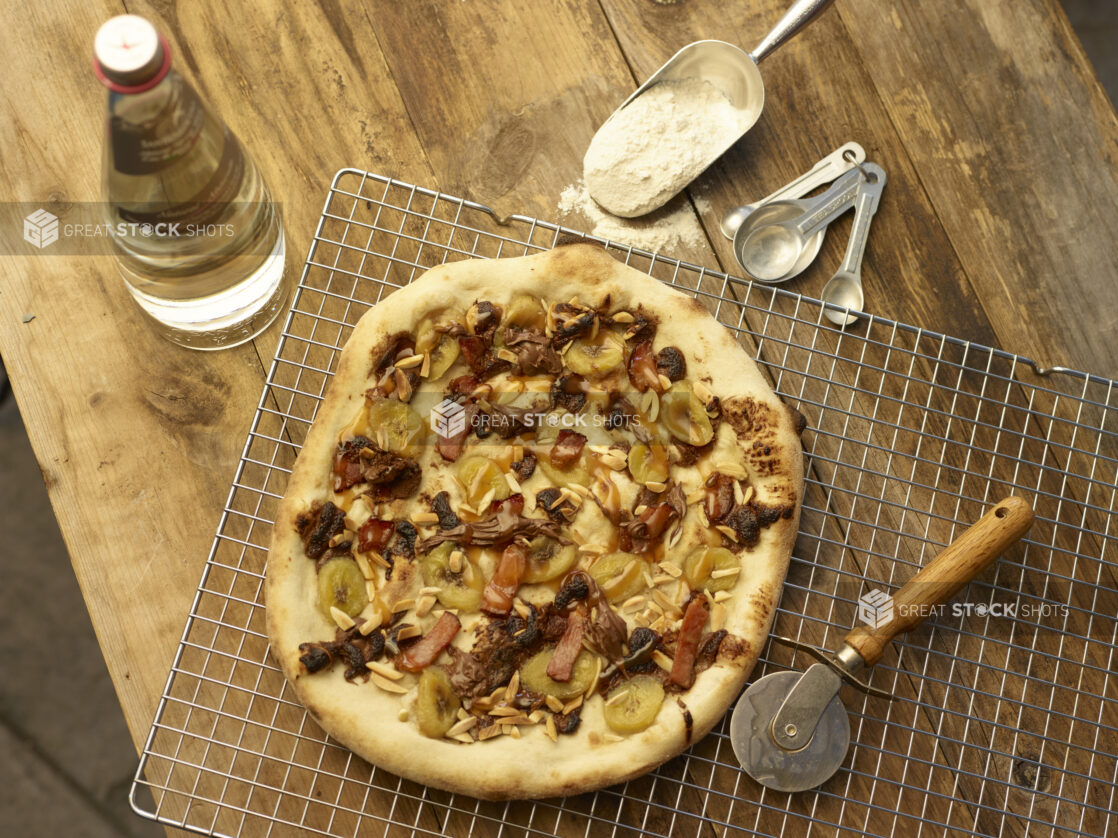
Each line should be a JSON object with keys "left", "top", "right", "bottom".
{"left": 545, "top": 613, "right": 585, "bottom": 682}
{"left": 670, "top": 598, "right": 710, "bottom": 688}
{"left": 397, "top": 612, "right": 461, "bottom": 672}
{"left": 549, "top": 430, "right": 587, "bottom": 469}
{"left": 482, "top": 542, "right": 527, "bottom": 616}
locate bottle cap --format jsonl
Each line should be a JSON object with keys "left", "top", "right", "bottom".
{"left": 93, "top": 15, "right": 171, "bottom": 93}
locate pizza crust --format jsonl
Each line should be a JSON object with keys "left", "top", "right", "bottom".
{"left": 266, "top": 242, "right": 803, "bottom": 800}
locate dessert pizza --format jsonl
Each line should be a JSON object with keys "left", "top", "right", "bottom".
{"left": 266, "top": 242, "right": 804, "bottom": 799}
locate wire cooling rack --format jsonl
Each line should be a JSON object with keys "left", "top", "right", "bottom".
{"left": 131, "top": 169, "right": 1118, "bottom": 838}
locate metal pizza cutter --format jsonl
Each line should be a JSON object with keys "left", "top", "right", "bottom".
{"left": 731, "top": 496, "right": 1035, "bottom": 792}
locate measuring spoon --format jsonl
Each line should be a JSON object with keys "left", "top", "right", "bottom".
{"left": 585, "top": 0, "right": 838, "bottom": 217}
{"left": 720, "top": 142, "right": 866, "bottom": 239}
{"left": 821, "top": 162, "right": 886, "bottom": 326}
{"left": 736, "top": 166, "right": 864, "bottom": 282}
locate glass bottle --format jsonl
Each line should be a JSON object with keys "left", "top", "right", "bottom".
{"left": 94, "top": 14, "right": 290, "bottom": 350}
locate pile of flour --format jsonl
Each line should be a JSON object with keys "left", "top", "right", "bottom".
{"left": 582, "top": 77, "right": 748, "bottom": 218}
{"left": 557, "top": 180, "right": 707, "bottom": 253}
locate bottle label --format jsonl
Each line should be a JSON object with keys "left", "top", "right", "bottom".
{"left": 110, "top": 81, "right": 207, "bottom": 175}
{"left": 116, "top": 133, "right": 246, "bottom": 227}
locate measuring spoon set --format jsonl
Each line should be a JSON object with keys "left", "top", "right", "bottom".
{"left": 721, "top": 142, "right": 886, "bottom": 326}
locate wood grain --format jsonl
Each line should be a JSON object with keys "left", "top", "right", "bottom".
{"left": 0, "top": 0, "right": 1115, "bottom": 836}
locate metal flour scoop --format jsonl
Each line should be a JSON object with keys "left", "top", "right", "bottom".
{"left": 586, "top": 0, "right": 839, "bottom": 217}
{"left": 731, "top": 497, "right": 1035, "bottom": 792}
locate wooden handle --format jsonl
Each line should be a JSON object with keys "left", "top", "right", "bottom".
{"left": 844, "top": 496, "right": 1035, "bottom": 668}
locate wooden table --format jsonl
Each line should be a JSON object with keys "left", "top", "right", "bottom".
{"left": 2, "top": 1, "right": 1116, "bottom": 836}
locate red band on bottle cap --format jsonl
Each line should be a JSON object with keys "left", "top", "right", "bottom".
{"left": 93, "top": 34, "right": 172, "bottom": 94}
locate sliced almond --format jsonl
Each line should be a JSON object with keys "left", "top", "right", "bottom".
{"left": 419, "top": 586, "right": 442, "bottom": 597}
{"left": 528, "top": 709, "right": 545, "bottom": 724}
{"left": 366, "top": 550, "right": 390, "bottom": 568}
{"left": 457, "top": 707, "right": 471, "bottom": 721}
{"left": 611, "top": 310, "right": 635, "bottom": 324}
{"left": 394, "top": 352, "right": 424, "bottom": 370}
{"left": 692, "top": 379, "right": 714, "bottom": 405}
{"left": 545, "top": 695, "right": 565, "bottom": 713}
{"left": 564, "top": 695, "right": 585, "bottom": 714}
{"left": 507, "top": 724, "right": 522, "bottom": 739}
{"left": 357, "top": 612, "right": 383, "bottom": 635}
{"left": 477, "top": 724, "right": 504, "bottom": 741}
{"left": 710, "top": 601, "right": 727, "bottom": 633}
{"left": 477, "top": 487, "right": 496, "bottom": 512}
{"left": 496, "top": 347, "right": 519, "bottom": 364}
{"left": 391, "top": 598, "right": 416, "bottom": 613}
{"left": 446, "top": 716, "right": 479, "bottom": 737}
{"left": 328, "top": 531, "right": 348, "bottom": 548}
{"left": 452, "top": 733, "right": 476, "bottom": 744}
{"left": 647, "top": 391, "right": 661, "bottom": 422}
{"left": 657, "top": 373, "right": 673, "bottom": 392}
{"left": 329, "top": 606, "right": 355, "bottom": 631}
{"left": 395, "top": 623, "right": 422, "bottom": 641}
{"left": 365, "top": 660, "right": 404, "bottom": 680}
{"left": 394, "top": 368, "right": 414, "bottom": 402}
{"left": 578, "top": 543, "right": 607, "bottom": 555}
{"left": 715, "top": 525, "right": 739, "bottom": 543}
{"left": 633, "top": 504, "right": 649, "bottom": 518}
{"left": 566, "top": 482, "right": 591, "bottom": 498}
{"left": 412, "top": 511, "right": 440, "bottom": 525}
{"left": 545, "top": 715, "right": 558, "bottom": 742}
{"left": 449, "top": 550, "right": 464, "bottom": 573}
{"left": 645, "top": 480, "right": 668, "bottom": 493}
{"left": 743, "top": 485, "right": 755, "bottom": 505}
{"left": 622, "top": 595, "right": 647, "bottom": 611}
{"left": 419, "top": 351, "right": 432, "bottom": 378}
{"left": 659, "top": 562, "right": 683, "bottom": 579}
{"left": 415, "top": 594, "right": 437, "bottom": 618}
{"left": 513, "top": 599, "right": 531, "bottom": 620}
{"left": 354, "top": 550, "right": 374, "bottom": 581}
{"left": 652, "top": 650, "right": 675, "bottom": 672}
{"left": 733, "top": 480, "right": 745, "bottom": 506}
{"left": 667, "top": 523, "right": 685, "bottom": 550}
{"left": 711, "top": 567, "right": 742, "bottom": 580}
{"left": 714, "top": 461, "right": 748, "bottom": 480}
{"left": 369, "top": 672, "right": 409, "bottom": 694}
{"left": 489, "top": 705, "right": 523, "bottom": 718}
{"left": 713, "top": 590, "right": 732, "bottom": 602}
{"left": 605, "top": 690, "right": 629, "bottom": 707}
{"left": 651, "top": 574, "right": 673, "bottom": 586}
{"left": 365, "top": 580, "right": 379, "bottom": 602}
{"left": 505, "top": 472, "right": 522, "bottom": 493}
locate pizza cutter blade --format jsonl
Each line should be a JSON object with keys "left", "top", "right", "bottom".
{"left": 731, "top": 496, "right": 1035, "bottom": 792}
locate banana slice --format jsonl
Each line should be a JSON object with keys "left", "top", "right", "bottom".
{"left": 416, "top": 667, "right": 461, "bottom": 738}
{"left": 627, "top": 442, "right": 670, "bottom": 485}
{"left": 564, "top": 332, "right": 625, "bottom": 378}
{"left": 589, "top": 552, "right": 646, "bottom": 603}
{"left": 506, "top": 294, "right": 545, "bottom": 328}
{"left": 682, "top": 546, "right": 739, "bottom": 592}
{"left": 660, "top": 382, "right": 714, "bottom": 446}
{"left": 521, "top": 536, "right": 580, "bottom": 583}
{"left": 317, "top": 557, "right": 369, "bottom": 618}
{"left": 457, "top": 455, "right": 511, "bottom": 508}
{"left": 520, "top": 648, "right": 597, "bottom": 700}
{"left": 603, "top": 674, "right": 665, "bottom": 733}
{"left": 419, "top": 542, "right": 484, "bottom": 611}
{"left": 367, "top": 398, "right": 425, "bottom": 455}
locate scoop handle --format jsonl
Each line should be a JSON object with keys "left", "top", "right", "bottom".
{"left": 751, "top": 0, "right": 837, "bottom": 64}
{"left": 844, "top": 497, "right": 1035, "bottom": 668}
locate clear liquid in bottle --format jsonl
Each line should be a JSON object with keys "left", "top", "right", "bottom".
{"left": 95, "top": 15, "right": 290, "bottom": 349}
